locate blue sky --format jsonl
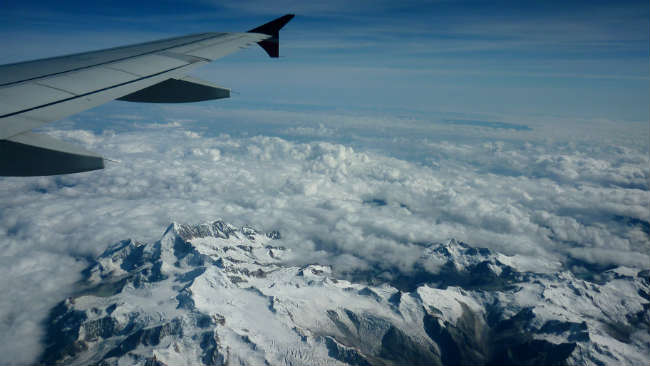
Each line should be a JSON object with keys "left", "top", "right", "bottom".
{"left": 1, "top": 0, "right": 648, "bottom": 121}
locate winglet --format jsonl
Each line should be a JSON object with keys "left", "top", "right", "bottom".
{"left": 248, "top": 14, "right": 295, "bottom": 58}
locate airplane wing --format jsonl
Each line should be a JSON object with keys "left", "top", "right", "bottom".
{"left": 0, "top": 14, "right": 294, "bottom": 176}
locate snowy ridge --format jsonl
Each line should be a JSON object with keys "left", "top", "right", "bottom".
{"left": 41, "top": 221, "right": 649, "bottom": 365}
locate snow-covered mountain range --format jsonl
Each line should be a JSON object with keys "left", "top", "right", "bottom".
{"left": 40, "top": 221, "right": 649, "bottom": 365}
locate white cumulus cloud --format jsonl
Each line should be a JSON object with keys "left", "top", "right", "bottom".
{"left": 0, "top": 110, "right": 647, "bottom": 363}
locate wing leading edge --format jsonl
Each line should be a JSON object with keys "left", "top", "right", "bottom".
{"left": 0, "top": 14, "right": 294, "bottom": 176}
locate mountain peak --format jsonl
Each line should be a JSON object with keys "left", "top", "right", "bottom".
{"left": 41, "top": 220, "right": 650, "bottom": 366}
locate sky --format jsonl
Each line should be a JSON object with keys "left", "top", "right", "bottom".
{"left": 0, "top": 0, "right": 648, "bottom": 363}
{"left": 1, "top": 0, "right": 649, "bottom": 121}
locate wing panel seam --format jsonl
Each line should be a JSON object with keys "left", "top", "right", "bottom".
{"left": 103, "top": 65, "right": 143, "bottom": 77}
{"left": 158, "top": 51, "right": 210, "bottom": 63}
{"left": 32, "top": 82, "right": 78, "bottom": 97}
{"left": 182, "top": 34, "right": 251, "bottom": 54}
{"left": 0, "top": 63, "right": 191, "bottom": 120}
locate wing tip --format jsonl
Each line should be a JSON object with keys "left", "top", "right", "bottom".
{"left": 248, "top": 14, "right": 295, "bottom": 58}
{"left": 248, "top": 14, "right": 295, "bottom": 36}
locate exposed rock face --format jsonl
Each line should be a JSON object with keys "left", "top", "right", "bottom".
{"left": 40, "top": 221, "right": 649, "bottom": 365}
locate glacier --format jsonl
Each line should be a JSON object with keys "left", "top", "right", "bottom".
{"left": 40, "top": 221, "right": 649, "bottom": 365}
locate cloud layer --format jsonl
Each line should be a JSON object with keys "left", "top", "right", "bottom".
{"left": 0, "top": 109, "right": 648, "bottom": 363}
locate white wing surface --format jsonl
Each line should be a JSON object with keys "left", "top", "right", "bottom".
{"left": 0, "top": 14, "right": 294, "bottom": 176}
